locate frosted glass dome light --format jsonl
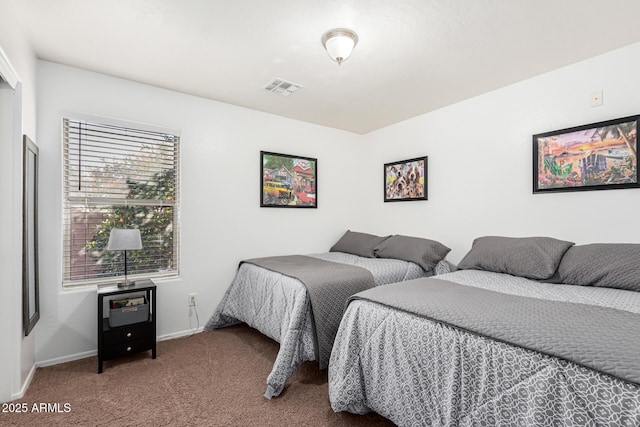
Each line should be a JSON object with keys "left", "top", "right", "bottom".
{"left": 321, "top": 28, "right": 359, "bottom": 65}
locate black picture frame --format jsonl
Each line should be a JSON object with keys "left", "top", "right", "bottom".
{"left": 23, "top": 135, "right": 40, "bottom": 336}
{"left": 384, "top": 156, "right": 428, "bottom": 202}
{"left": 260, "top": 151, "right": 317, "bottom": 208}
{"left": 533, "top": 115, "right": 639, "bottom": 194}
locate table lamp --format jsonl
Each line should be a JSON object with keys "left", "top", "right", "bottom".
{"left": 107, "top": 228, "right": 142, "bottom": 287}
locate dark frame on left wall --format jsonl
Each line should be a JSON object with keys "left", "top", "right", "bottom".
{"left": 23, "top": 135, "right": 40, "bottom": 336}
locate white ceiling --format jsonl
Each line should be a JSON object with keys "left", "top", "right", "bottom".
{"left": 12, "top": 0, "right": 640, "bottom": 134}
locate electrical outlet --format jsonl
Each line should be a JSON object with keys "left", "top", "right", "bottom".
{"left": 188, "top": 293, "right": 197, "bottom": 307}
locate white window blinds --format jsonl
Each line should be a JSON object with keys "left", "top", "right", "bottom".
{"left": 62, "top": 117, "right": 180, "bottom": 286}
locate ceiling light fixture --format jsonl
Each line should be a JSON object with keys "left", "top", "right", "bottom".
{"left": 321, "top": 28, "right": 358, "bottom": 65}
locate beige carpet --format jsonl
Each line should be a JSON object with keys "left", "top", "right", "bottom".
{"left": 3, "top": 325, "right": 393, "bottom": 426}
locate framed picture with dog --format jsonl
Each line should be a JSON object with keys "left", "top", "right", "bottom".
{"left": 261, "top": 151, "right": 317, "bottom": 208}
{"left": 384, "top": 156, "right": 428, "bottom": 202}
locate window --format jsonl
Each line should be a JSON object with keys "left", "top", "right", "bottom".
{"left": 63, "top": 117, "right": 180, "bottom": 286}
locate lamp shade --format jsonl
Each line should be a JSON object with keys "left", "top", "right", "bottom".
{"left": 107, "top": 228, "right": 142, "bottom": 251}
{"left": 321, "top": 28, "right": 358, "bottom": 65}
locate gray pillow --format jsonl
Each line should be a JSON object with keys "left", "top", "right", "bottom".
{"left": 457, "top": 236, "right": 574, "bottom": 280}
{"left": 554, "top": 244, "right": 640, "bottom": 292}
{"left": 330, "top": 230, "right": 389, "bottom": 258}
{"left": 373, "top": 235, "right": 451, "bottom": 271}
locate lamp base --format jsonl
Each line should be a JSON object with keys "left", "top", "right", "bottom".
{"left": 117, "top": 279, "right": 135, "bottom": 288}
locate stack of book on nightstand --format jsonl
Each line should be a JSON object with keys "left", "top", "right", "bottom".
{"left": 110, "top": 296, "right": 145, "bottom": 309}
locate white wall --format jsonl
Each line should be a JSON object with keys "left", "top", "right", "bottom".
{"left": 0, "top": 80, "right": 15, "bottom": 402}
{"left": 32, "top": 39, "right": 640, "bottom": 368}
{"left": 0, "top": 0, "right": 38, "bottom": 401}
{"left": 35, "top": 61, "right": 363, "bottom": 364}
{"left": 0, "top": 0, "right": 38, "bottom": 402}
{"left": 362, "top": 42, "right": 640, "bottom": 263}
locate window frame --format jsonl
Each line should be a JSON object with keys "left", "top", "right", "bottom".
{"left": 61, "top": 114, "right": 180, "bottom": 288}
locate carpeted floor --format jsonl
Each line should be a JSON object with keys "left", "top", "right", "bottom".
{"left": 2, "top": 325, "right": 394, "bottom": 426}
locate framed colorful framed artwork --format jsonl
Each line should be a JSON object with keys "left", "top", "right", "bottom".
{"left": 384, "top": 156, "right": 428, "bottom": 202}
{"left": 260, "top": 151, "right": 317, "bottom": 208}
{"left": 533, "top": 115, "right": 639, "bottom": 193}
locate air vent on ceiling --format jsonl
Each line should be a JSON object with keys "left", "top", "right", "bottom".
{"left": 263, "top": 78, "right": 302, "bottom": 97}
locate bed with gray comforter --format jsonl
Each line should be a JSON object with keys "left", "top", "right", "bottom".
{"left": 205, "top": 232, "right": 451, "bottom": 399}
{"left": 329, "top": 237, "right": 640, "bottom": 426}
{"left": 206, "top": 252, "right": 449, "bottom": 398}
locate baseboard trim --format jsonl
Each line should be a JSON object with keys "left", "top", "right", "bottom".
{"left": 11, "top": 364, "right": 36, "bottom": 401}
{"left": 37, "top": 349, "right": 96, "bottom": 368}
{"left": 158, "top": 326, "right": 205, "bottom": 341}
{"left": 36, "top": 327, "right": 205, "bottom": 368}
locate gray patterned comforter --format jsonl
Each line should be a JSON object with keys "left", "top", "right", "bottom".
{"left": 329, "top": 270, "right": 640, "bottom": 426}
{"left": 205, "top": 252, "right": 444, "bottom": 398}
{"left": 243, "top": 255, "right": 375, "bottom": 370}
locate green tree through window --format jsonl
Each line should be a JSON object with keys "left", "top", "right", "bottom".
{"left": 84, "top": 169, "right": 175, "bottom": 277}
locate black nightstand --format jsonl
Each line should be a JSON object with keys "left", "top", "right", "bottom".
{"left": 97, "top": 279, "right": 156, "bottom": 373}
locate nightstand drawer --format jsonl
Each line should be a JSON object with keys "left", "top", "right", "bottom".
{"left": 102, "top": 338, "right": 155, "bottom": 360}
{"left": 103, "top": 321, "right": 154, "bottom": 346}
